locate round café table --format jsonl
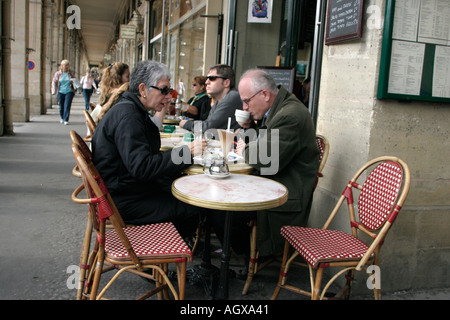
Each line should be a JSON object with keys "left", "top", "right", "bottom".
{"left": 172, "top": 173, "right": 288, "bottom": 300}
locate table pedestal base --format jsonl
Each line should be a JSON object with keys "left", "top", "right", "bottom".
{"left": 186, "top": 263, "right": 219, "bottom": 299}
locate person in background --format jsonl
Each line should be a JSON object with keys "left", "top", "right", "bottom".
{"left": 300, "top": 77, "right": 311, "bottom": 106}
{"left": 91, "top": 62, "right": 130, "bottom": 123}
{"left": 179, "top": 64, "right": 242, "bottom": 135}
{"left": 51, "top": 59, "right": 76, "bottom": 125}
{"left": 92, "top": 60, "right": 206, "bottom": 238}
{"left": 80, "top": 69, "right": 97, "bottom": 111}
{"left": 181, "top": 75, "right": 211, "bottom": 121}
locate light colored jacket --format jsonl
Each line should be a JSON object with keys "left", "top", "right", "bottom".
{"left": 51, "top": 69, "right": 76, "bottom": 95}
{"left": 81, "top": 75, "right": 97, "bottom": 90}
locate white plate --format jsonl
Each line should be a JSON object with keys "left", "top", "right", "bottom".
{"left": 204, "top": 171, "right": 231, "bottom": 179}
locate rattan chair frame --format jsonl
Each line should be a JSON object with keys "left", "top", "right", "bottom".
{"left": 271, "top": 156, "right": 410, "bottom": 300}
{"left": 83, "top": 110, "right": 96, "bottom": 137}
{"left": 70, "top": 129, "right": 93, "bottom": 178}
{"left": 242, "top": 135, "right": 330, "bottom": 295}
{"left": 71, "top": 142, "right": 192, "bottom": 300}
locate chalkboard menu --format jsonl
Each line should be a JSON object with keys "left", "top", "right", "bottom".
{"left": 377, "top": 0, "right": 450, "bottom": 103}
{"left": 325, "top": 0, "right": 364, "bottom": 45}
{"left": 257, "top": 66, "right": 295, "bottom": 92}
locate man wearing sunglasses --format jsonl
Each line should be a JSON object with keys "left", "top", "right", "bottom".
{"left": 179, "top": 64, "right": 242, "bottom": 135}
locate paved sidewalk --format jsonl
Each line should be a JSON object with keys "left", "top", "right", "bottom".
{"left": 0, "top": 95, "right": 448, "bottom": 301}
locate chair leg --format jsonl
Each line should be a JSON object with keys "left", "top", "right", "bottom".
{"left": 242, "top": 224, "right": 257, "bottom": 295}
{"left": 271, "top": 240, "right": 290, "bottom": 300}
{"left": 177, "top": 261, "right": 187, "bottom": 300}
{"left": 344, "top": 269, "right": 354, "bottom": 300}
{"left": 77, "top": 213, "right": 93, "bottom": 300}
{"left": 160, "top": 264, "right": 170, "bottom": 300}
{"left": 312, "top": 267, "right": 324, "bottom": 300}
{"left": 89, "top": 249, "right": 105, "bottom": 300}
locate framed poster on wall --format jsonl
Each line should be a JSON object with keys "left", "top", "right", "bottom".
{"left": 377, "top": 0, "right": 450, "bottom": 103}
{"left": 247, "top": 0, "right": 273, "bottom": 23}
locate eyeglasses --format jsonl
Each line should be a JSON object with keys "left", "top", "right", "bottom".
{"left": 191, "top": 83, "right": 198, "bottom": 87}
{"left": 206, "top": 75, "right": 227, "bottom": 81}
{"left": 150, "top": 85, "right": 173, "bottom": 95}
{"left": 242, "top": 90, "right": 263, "bottom": 105}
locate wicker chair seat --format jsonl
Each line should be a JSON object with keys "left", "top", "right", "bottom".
{"left": 105, "top": 222, "right": 192, "bottom": 261}
{"left": 281, "top": 226, "right": 371, "bottom": 268}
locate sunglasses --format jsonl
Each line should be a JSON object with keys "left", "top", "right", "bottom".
{"left": 206, "top": 75, "right": 227, "bottom": 81}
{"left": 150, "top": 85, "right": 173, "bottom": 95}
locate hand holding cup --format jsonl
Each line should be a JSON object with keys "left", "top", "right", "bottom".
{"left": 235, "top": 109, "right": 251, "bottom": 128}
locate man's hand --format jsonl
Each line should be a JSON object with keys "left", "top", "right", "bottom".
{"left": 238, "top": 118, "right": 252, "bottom": 129}
{"left": 179, "top": 119, "right": 187, "bottom": 128}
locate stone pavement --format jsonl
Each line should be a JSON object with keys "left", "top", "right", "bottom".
{"left": 0, "top": 94, "right": 448, "bottom": 302}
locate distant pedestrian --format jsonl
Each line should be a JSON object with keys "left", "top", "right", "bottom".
{"left": 51, "top": 59, "right": 76, "bottom": 125}
{"left": 80, "top": 69, "right": 98, "bottom": 111}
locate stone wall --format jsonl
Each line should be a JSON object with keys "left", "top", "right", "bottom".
{"left": 311, "top": 0, "right": 450, "bottom": 294}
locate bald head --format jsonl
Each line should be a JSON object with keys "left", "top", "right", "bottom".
{"left": 238, "top": 69, "right": 278, "bottom": 120}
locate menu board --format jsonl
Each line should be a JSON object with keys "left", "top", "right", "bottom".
{"left": 378, "top": 0, "right": 450, "bottom": 103}
{"left": 325, "top": 0, "right": 364, "bottom": 44}
{"left": 257, "top": 66, "right": 295, "bottom": 92}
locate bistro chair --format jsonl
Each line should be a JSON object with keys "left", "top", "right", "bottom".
{"left": 70, "top": 130, "right": 123, "bottom": 298}
{"left": 271, "top": 156, "right": 410, "bottom": 300}
{"left": 242, "top": 135, "right": 330, "bottom": 295}
{"left": 71, "top": 142, "right": 193, "bottom": 300}
{"left": 69, "top": 130, "right": 93, "bottom": 298}
{"left": 70, "top": 130, "right": 92, "bottom": 178}
{"left": 83, "top": 110, "right": 97, "bottom": 143}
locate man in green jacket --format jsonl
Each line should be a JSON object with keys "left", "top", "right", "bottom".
{"left": 237, "top": 68, "right": 319, "bottom": 256}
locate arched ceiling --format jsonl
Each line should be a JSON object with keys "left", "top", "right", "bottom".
{"left": 71, "top": 0, "right": 126, "bottom": 66}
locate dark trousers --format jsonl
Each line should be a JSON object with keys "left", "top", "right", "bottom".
{"left": 82, "top": 88, "right": 93, "bottom": 110}
{"left": 113, "top": 190, "right": 203, "bottom": 238}
{"left": 57, "top": 91, "right": 74, "bottom": 122}
{"left": 207, "top": 210, "right": 256, "bottom": 256}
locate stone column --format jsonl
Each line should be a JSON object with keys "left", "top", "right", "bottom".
{"left": 10, "top": 0, "right": 30, "bottom": 122}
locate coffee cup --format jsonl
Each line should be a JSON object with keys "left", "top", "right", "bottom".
{"left": 235, "top": 109, "right": 250, "bottom": 123}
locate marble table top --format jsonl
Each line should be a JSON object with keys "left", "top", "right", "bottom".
{"left": 171, "top": 174, "right": 288, "bottom": 211}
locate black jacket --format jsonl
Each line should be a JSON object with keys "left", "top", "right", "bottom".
{"left": 92, "top": 92, "right": 191, "bottom": 199}
{"left": 185, "top": 94, "right": 211, "bottom": 121}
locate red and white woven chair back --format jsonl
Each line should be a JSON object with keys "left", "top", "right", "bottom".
{"left": 316, "top": 137, "right": 325, "bottom": 164}
{"left": 358, "top": 161, "right": 403, "bottom": 231}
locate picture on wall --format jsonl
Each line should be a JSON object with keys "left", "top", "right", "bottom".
{"left": 247, "top": 0, "right": 273, "bottom": 23}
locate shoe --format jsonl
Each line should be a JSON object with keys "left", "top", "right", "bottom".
{"left": 183, "top": 234, "right": 196, "bottom": 251}
{"left": 60, "top": 119, "right": 63, "bottom": 123}
{"left": 64, "top": 121, "right": 69, "bottom": 125}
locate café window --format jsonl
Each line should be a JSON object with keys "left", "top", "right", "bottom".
{"left": 170, "top": 8, "right": 206, "bottom": 100}
{"left": 150, "top": 0, "right": 206, "bottom": 98}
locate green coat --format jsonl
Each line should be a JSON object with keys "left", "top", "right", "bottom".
{"left": 244, "top": 85, "right": 319, "bottom": 256}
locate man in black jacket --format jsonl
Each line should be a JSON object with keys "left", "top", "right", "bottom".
{"left": 92, "top": 60, "right": 205, "bottom": 237}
